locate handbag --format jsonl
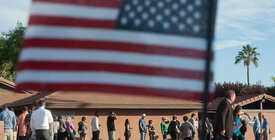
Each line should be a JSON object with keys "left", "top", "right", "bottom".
{"left": 124, "top": 130, "right": 131, "bottom": 137}
{"left": 73, "top": 129, "right": 77, "bottom": 135}
{"left": 175, "top": 125, "right": 181, "bottom": 134}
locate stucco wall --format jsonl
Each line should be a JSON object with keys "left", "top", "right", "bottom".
{"left": 52, "top": 108, "right": 199, "bottom": 140}
{"left": 0, "top": 121, "right": 3, "bottom": 139}
{"left": 244, "top": 111, "right": 275, "bottom": 140}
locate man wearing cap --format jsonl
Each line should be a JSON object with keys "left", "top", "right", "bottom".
{"left": 139, "top": 114, "right": 147, "bottom": 140}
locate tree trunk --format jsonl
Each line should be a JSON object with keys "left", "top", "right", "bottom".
{"left": 247, "top": 64, "right": 250, "bottom": 87}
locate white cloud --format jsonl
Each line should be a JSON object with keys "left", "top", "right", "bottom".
{"left": 214, "top": 40, "right": 248, "bottom": 50}
{"left": 215, "top": 0, "right": 275, "bottom": 50}
{"left": 0, "top": 0, "right": 31, "bottom": 32}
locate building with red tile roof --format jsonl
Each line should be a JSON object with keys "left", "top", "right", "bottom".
{"left": 0, "top": 78, "right": 203, "bottom": 140}
{"left": 209, "top": 94, "right": 275, "bottom": 139}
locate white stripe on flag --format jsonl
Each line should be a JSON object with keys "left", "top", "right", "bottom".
{"left": 25, "top": 26, "right": 207, "bottom": 50}
{"left": 16, "top": 70, "right": 209, "bottom": 92}
{"left": 31, "top": 2, "right": 118, "bottom": 20}
{"left": 19, "top": 48, "right": 210, "bottom": 71}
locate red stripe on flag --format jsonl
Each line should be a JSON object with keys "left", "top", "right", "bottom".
{"left": 32, "top": 0, "right": 122, "bottom": 8}
{"left": 23, "top": 39, "right": 212, "bottom": 60}
{"left": 18, "top": 61, "right": 213, "bottom": 80}
{"left": 29, "top": 15, "right": 116, "bottom": 29}
{"left": 16, "top": 83, "right": 214, "bottom": 100}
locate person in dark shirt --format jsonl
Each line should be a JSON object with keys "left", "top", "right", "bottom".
{"left": 168, "top": 115, "right": 180, "bottom": 140}
{"left": 107, "top": 112, "right": 117, "bottom": 140}
{"left": 214, "top": 90, "right": 236, "bottom": 140}
{"left": 148, "top": 120, "right": 155, "bottom": 140}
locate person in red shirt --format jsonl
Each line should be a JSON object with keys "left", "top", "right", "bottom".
{"left": 17, "top": 106, "right": 29, "bottom": 140}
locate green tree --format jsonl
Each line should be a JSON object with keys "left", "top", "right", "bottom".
{"left": 0, "top": 22, "right": 25, "bottom": 81}
{"left": 234, "top": 44, "right": 260, "bottom": 87}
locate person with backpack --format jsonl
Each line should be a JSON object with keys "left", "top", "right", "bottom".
{"left": 168, "top": 115, "right": 181, "bottom": 140}
{"left": 78, "top": 117, "right": 87, "bottom": 140}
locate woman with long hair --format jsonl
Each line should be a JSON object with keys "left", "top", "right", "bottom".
{"left": 233, "top": 105, "right": 250, "bottom": 140}
{"left": 148, "top": 120, "right": 155, "bottom": 140}
{"left": 66, "top": 117, "right": 76, "bottom": 140}
{"left": 124, "top": 119, "right": 132, "bottom": 140}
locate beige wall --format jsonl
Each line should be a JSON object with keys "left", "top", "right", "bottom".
{"left": 244, "top": 111, "right": 275, "bottom": 140}
{"left": 0, "top": 121, "right": 3, "bottom": 139}
{"left": 52, "top": 109, "right": 199, "bottom": 140}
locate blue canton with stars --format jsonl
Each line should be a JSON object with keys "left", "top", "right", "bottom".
{"left": 116, "top": 0, "right": 209, "bottom": 38}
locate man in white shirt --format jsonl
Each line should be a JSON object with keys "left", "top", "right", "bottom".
{"left": 30, "top": 100, "right": 53, "bottom": 140}
{"left": 91, "top": 112, "right": 100, "bottom": 140}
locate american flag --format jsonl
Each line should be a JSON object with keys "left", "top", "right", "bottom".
{"left": 16, "top": 0, "right": 215, "bottom": 100}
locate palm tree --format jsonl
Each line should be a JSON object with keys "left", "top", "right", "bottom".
{"left": 235, "top": 44, "right": 260, "bottom": 87}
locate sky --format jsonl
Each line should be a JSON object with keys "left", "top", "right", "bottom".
{"left": 0, "top": 0, "right": 275, "bottom": 86}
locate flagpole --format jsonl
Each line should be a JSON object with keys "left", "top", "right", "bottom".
{"left": 201, "top": 0, "right": 217, "bottom": 140}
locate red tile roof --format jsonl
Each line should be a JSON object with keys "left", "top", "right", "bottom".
{"left": 0, "top": 78, "right": 37, "bottom": 94}
{"left": 0, "top": 92, "right": 32, "bottom": 107}
{"left": 208, "top": 94, "right": 275, "bottom": 111}
{"left": 0, "top": 78, "right": 16, "bottom": 88}
{"left": 10, "top": 91, "right": 203, "bottom": 109}
{"left": 0, "top": 78, "right": 203, "bottom": 109}
{"left": 0, "top": 78, "right": 35, "bottom": 107}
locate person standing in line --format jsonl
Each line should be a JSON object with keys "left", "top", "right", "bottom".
{"left": 66, "top": 117, "right": 75, "bottom": 140}
{"left": 214, "top": 90, "right": 236, "bottom": 140}
{"left": 239, "top": 120, "right": 247, "bottom": 140}
{"left": 148, "top": 120, "right": 155, "bottom": 140}
{"left": 0, "top": 105, "right": 17, "bottom": 140}
{"left": 9, "top": 108, "right": 17, "bottom": 140}
{"left": 168, "top": 115, "right": 181, "bottom": 140}
{"left": 17, "top": 106, "right": 29, "bottom": 140}
{"left": 52, "top": 116, "right": 60, "bottom": 140}
{"left": 30, "top": 100, "right": 54, "bottom": 140}
{"left": 262, "top": 114, "right": 271, "bottom": 140}
{"left": 139, "top": 113, "right": 147, "bottom": 140}
{"left": 161, "top": 117, "right": 169, "bottom": 140}
{"left": 181, "top": 116, "right": 195, "bottom": 140}
{"left": 25, "top": 105, "right": 36, "bottom": 140}
{"left": 91, "top": 112, "right": 100, "bottom": 140}
{"left": 57, "top": 115, "right": 66, "bottom": 140}
{"left": 188, "top": 113, "right": 196, "bottom": 140}
{"left": 124, "top": 119, "right": 132, "bottom": 140}
{"left": 233, "top": 105, "right": 251, "bottom": 140}
{"left": 233, "top": 105, "right": 242, "bottom": 140}
{"left": 253, "top": 116, "right": 261, "bottom": 140}
{"left": 107, "top": 112, "right": 117, "bottom": 140}
{"left": 78, "top": 116, "right": 87, "bottom": 140}
{"left": 200, "top": 117, "right": 214, "bottom": 140}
